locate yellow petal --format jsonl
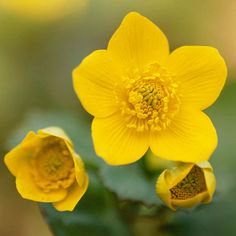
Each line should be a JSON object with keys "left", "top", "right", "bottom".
{"left": 66, "top": 144, "right": 87, "bottom": 187}
{"left": 73, "top": 154, "right": 86, "bottom": 187}
{"left": 73, "top": 50, "right": 123, "bottom": 118}
{"left": 4, "top": 131, "right": 41, "bottom": 176}
{"left": 38, "top": 126, "right": 73, "bottom": 146}
{"left": 53, "top": 174, "right": 89, "bottom": 211}
{"left": 171, "top": 191, "right": 209, "bottom": 209}
{"left": 166, "top": 46, "right": 227, "bottom": 110}
{"left": 196, "top": 161, "right": 213, "bottom": 171}
{"left": 108, "top": 12, "right": 169, "bottom": 69}
{"left": 92, "top": 113, "right": 149, "bottom": 165}
{"left": 165, "top": 163, "right": 194, "bottom": 188}
{"left": 16, "top": 165, "right": 67, "bottom": 202}
{"left": 202, "top": 168, "right": 216, "bottom": 203}
{"left": 156, "top": 170, "right": 174, "bottom": 210}
{"left": 150, "top": 108, "right": 217, "bottom": 163}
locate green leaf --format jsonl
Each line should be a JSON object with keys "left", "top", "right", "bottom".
{"left": 40, "top": 171, "right": 131, "bottom": 236}
{"left": 100, "top": 162, "right": 162, "bottom": 206}
{"left": 6, "top": 109, "right": 103, "bottom": 167}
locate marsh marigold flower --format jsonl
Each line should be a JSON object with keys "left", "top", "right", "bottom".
{"left": 73, "top": 12, "right": 227, "bottom": 165}
{"left": 4, "top": 127, "right": 88, "bottom": 211}
{"left": 156, "top": 161, "right": 216, "bottom": 210}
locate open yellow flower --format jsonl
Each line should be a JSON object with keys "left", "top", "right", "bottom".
{"left": 156, "top": 161, "right": 216, "bottom": 210}
{"left": 73, "top": 12, "right": 227, "bottom": 165}
{"left": 4, "top": 127, "right": 89, "bottom": 211}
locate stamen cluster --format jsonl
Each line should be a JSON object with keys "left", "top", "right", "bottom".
{"left": 31, "top": 137, "right": 75, "bottom": 192}
{"left": 170, "top": 166, "right": 207, "bottom": 200}
{"left": 118, "top": 63, "right": 180, "bottom": 132}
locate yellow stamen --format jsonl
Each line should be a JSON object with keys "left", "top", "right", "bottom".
{"left": 170, "top": 166, "right": 207, "bottom": 200}
{"left": 117, "top": 62, "right": 180, "bottom": 132}
{"left": 31, "top": 137, "right": 75, "bottom": 192}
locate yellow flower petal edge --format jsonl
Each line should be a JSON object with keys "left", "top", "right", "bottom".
{"left": 156, "top": 161, "right": 216, "bottom": 210}
{"left": 92, "top": 113, "right": 149, "bottom": 165}
{"left": 4, "top": 127, "right": 89, "bottom": 212}
{"left": 150, "top": 108, "right": 217, "bottom": 163}
{"left": 73, "top": 11, "right": 227, "bottom": 165}
{"left": 108, "top": 12, "right": 169, "bottom": 68}
{"left": 53, "top": 174, "right": 89, "bottom": 211}
{"left": 166, "top": 46, "right": 227, "bottom": 110}
{"left": 72, "top": 50, "right": 123, "bottom": 118}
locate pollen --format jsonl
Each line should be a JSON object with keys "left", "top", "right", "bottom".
{"left": 118, "top": 63, "right": 180, "bottom": 132}
{"left": 170, "top": 165, "right": 207, "bottom": 200}
{"left": 31, "top": 137, "right": 75, "bottom": 192}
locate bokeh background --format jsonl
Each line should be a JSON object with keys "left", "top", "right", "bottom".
{"left": 0, "top": 0, "right": 235, "bottom": 235}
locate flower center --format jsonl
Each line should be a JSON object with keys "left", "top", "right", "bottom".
{"left": 119, "top": 63, "right": 180, "bottom": 132}
{"left": 31, "top": 137, "right": 75, "bottom": 192}
{"left": 170, "top": 166, "right": 207, "bottom": 200}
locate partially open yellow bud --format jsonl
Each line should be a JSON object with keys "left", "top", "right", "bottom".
{"left": 156, "top": 161, "right": 216, "bottom": 210}
{"left": 4, "top": 127, "right": 89, "bottom": 211}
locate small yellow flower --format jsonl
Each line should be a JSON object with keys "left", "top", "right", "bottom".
{"left": 156, "top": 161, "right": 216, "bottom": 210}
{"left": 4, "top": 127, "right": 89, "bottom": 211}
{"left": 73, "top": 12, "right": 227, "bottom": 165}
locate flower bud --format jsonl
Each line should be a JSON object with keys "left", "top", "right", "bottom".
{"left": 156, "top": 161, "right": 216, "bottom": 210}
{"left": 4, "top": 127, "right": 89, "bottom": 211}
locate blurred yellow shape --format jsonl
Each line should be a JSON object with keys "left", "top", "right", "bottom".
{"left": 4, "top": 127, "right": 89, "bottom": 211}
{"left": 156, "top": 161, "right": 216, "bottom": 210}
{"left": 0, "top": 0, "right": 87, "bottom": 22}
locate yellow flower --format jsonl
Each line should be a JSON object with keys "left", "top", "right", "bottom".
{"left": 0, "top": 0, "right": 87, "bottom": 22}
{"left": 73, "top": 12, "right": 227, "bottom": 165}
{"left": 156, "top": 161, "right": 216, "bottom": 210}
{"left": 4, "top": 127, "right": 89, "bottom": 211}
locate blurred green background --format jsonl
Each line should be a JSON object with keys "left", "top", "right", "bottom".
{"left": 0, "top": 0, "right": 235, "bottom": 235}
